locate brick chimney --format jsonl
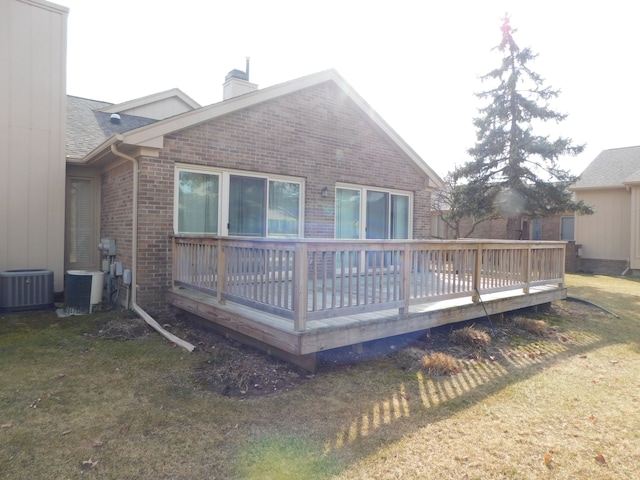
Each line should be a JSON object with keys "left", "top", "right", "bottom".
{"left": 223, "top": 57, "right": 258, "bottom": 100}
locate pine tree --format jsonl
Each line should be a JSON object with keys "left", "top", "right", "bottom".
{"left": 447, "top": 15, "right": 592, "bottom": 239}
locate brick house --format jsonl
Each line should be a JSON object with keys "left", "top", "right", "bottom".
{"left": 67, "top": 68, "right": 444, "bottom": 320}
{"left": 431, "top": 205, "right": 577, "bottom": 272}
{"left": 432, "top": 214, "right": 574, "bottom": 242}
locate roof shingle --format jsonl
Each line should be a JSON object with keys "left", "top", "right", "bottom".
{"left": 66, "top": 95, "right": 158, "bottom": 159}
{"left": 573, "top": 146, "right": 640, "bottom": 188}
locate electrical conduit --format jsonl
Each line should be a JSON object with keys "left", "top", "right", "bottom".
{"left": 110, "top": 142, "right": 195, "bottom": 352}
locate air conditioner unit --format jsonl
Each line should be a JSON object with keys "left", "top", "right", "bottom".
{"left": 0, "top": 269, "right": 55, "bottom": 313}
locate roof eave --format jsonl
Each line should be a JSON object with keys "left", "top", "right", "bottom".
{"left": 116, "top": 69, "right": 444, "bottom": 189}
{"left": 99, "top": 88, "right": 201, "bottom": 114}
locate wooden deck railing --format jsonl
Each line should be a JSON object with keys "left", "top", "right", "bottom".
{"left": 172, "top": 237, "right": 566, "bottom": 332}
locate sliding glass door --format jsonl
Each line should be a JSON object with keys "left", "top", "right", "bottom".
{"left": 228, "top": 175, "right": 266, "bottom": 236}
{"left": 336, "top": 187, "right": 410, "bottom": 240}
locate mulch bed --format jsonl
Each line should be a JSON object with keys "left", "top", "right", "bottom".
{"left": 89, "top": 299, "right": 608, "bottom": 399}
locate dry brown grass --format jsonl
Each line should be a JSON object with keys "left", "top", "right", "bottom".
{"left": 1, "top": 274, "right": 639, "bottom": 479}
{"left": 449, "top": 324, "right": 491, "bottom": 350}
{"left": 421, "top": 352, "right": 460, "bottom": 375}
{"left": 513, "top": 316, "right": 548, "bottom": 336}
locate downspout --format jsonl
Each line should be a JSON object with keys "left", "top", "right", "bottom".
{"left": 110, "top": 143, "right": 195, "bottom": 352}
{"left": 621, "top": 258, "right": 630, "bottom": 276}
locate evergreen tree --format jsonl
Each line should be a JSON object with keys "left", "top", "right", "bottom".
{"left": 447, "top": 15, "right": 592, "bottom": 239}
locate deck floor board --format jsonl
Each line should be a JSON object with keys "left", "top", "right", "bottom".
{"left": 168, "top": 284, "right": 566, "bottom": 358}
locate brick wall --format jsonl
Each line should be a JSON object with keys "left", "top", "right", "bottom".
{"left": 101, "top": 162, "right": 134, "bottom": 271}
{"left": 449, "top": 214, "right": 565, "bottom": 241}
{"left": 162, "top": 81, "right": 432, "bottom": 238}
{"left": 136, "top": 156, "right": 175, "bottom": 315}
{"left": 576, "top": 258, "right": 627, "bottom": 276}
{"left": 132, "top": 80, "right": 434, "bottom": 314}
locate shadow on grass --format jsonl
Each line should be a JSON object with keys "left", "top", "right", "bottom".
{"left": 234, "top": 288, "right": 638, "bottom": 479}
{"left": 320, "top": 325, "right": 603, "bottom": 456}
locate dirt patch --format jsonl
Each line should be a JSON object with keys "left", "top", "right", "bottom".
{"left": 90, "top": 299, "right": 610, "bottom": 399}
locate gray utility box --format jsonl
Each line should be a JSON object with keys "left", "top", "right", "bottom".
{"left": 0, "top": 269, "right": 55, "bottom": 313}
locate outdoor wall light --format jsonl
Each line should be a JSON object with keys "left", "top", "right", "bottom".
{"left": 321, "top": 187, "right": 329, "bottom": 197}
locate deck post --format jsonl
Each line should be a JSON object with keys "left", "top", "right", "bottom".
{"left": 559, "top": 243, "right": 566, "bottom": 288}
{"left": 399, "top": 243, "right": 412, "bottom": 316}
{"left": 523, "top": 244, "right": 531, "bottom": 294}
{"left": 292, "top": 242, "right": 308, "bottom": 332}
{"left": 171, "top": 236, "right": 177, "bottom": 289}
{"left": 472, "top": 243, "right": 482, "bottom": 302}
{"left": 217, "top": 238, "right": 227, "bottom": 305}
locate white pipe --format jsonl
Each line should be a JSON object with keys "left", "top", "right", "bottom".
{"left": 621, "top": 258, "right": 630, "bottom": 276}
{"left": 110, "top": 143, "right": 195, "bottom": 352}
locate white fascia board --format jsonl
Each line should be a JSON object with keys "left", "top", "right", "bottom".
{"left": 18, "top": 0, "right": 69, "bottom": 14}
{"left": 117, "top": 69, "right": 444, "bottom": 189}
{"left": 326, "top": 71, "right": 445, "bottom": 190}
{"left": 99, "top": 88, "right": 201, "bottom": 114}
{"left": 119, "top": 71, "right": 338, "bottom": 146}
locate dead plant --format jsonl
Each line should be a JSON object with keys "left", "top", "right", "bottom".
{"left": 449, "top": 325, "right": 491, "bottom": 350}
{"left": 513, "top": 317, "right": 548, "bottom": 336}
{"left": 421, "top": 352, "right": 460, "bottom": 376}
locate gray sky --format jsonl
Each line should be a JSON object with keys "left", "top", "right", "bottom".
{"left": 63, "top": 0, "right": 640, "bottom": 177}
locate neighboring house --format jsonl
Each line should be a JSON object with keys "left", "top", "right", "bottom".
{"left": 431, "top": 212, "right": 574, "bottom": 242}
{"left": 1, "top": 0, "right": 68, "bottom": 292}
{"left": 572, "top": 146, "right": 640, "bottom": 275}
{"left": 69, "top": 68, "right": 444, "bottom": 317}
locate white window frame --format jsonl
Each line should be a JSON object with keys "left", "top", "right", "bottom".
{"left": 334, "top": 183, "right": 413, "bottom": 239}
{"left": 174, "top": 164, "right": 305, "bottom": 237}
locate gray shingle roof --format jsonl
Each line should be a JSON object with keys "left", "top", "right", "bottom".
{"left": 573, "top": 146, "right": 640, "bottom": 188}
{"left": 66, "top": 95, "right": 158, "bottom": 159}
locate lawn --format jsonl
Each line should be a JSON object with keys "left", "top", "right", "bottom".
{"left": 0, "top": 274, "right": 638, "bottom": 479}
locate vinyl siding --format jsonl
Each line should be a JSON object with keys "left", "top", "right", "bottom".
{"left": 0, "top": 0, "right": 67, "bottom": 291}
{"left": 575, "top": 188, "right": 631, "bottom": 261}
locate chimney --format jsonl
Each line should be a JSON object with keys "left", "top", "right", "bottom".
{"left": 223, "top": 57, "right": 258, "bottom": 100}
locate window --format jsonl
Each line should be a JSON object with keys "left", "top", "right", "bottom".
{"left": 561, "top": 216, "right": 575, "bottom": 241}
{"left": 66, "top": 177, "right": 95, "bottom": 265}
{"left": 532, "top": 218, "right": 542, "bottom": 240}
{"left": 268, "top": 180, "right": 300, "bottom": 237}
{"left": 175, "top": 166, "right": 303, "bottom": 237}
{"left": 178, "top": 171, "right": 219, "bottom": 234}
{"left": 335, "top": 186, "right": 412, "bottom": 240}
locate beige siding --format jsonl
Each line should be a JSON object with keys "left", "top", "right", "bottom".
{"left": 0, "top": 0, "right": 68, "bottom": 291}
{"left": 118, "top": 97, "right": 196, "bottom": 120}
{"left": 631, "top": 186, "right": 640, "bottom": 269}
{"left": 575, "top": 188, "right": 631, "bottom": 261}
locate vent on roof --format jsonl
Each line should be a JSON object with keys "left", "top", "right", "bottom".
{"left": 110, "top": 113, "right": 121, "bottom": 124}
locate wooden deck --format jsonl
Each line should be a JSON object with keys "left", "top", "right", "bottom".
{"left": 168, "top": 237, "right": 567, "bottom": 370}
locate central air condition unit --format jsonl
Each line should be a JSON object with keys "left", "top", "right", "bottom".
{"left": 64, "top": 270, "right": 105, "bottom": 315}
{"left": 0, "top": 269, "right": 55, "bottom": 313}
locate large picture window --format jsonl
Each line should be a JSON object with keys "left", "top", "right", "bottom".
{"left": 175, "top": 167, "right": 303, "bottom": 237}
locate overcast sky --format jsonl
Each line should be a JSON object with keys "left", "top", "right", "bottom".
{"left": 62, "top": 0, "right": 640, "bottom": 177}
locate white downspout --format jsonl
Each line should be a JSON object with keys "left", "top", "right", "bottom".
{"left": 110, "top": 143, "right": 195, "bottom": 352}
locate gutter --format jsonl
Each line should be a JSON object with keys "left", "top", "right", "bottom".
{"left": 110, "top": 143, "right": 195, "bottom": 352}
